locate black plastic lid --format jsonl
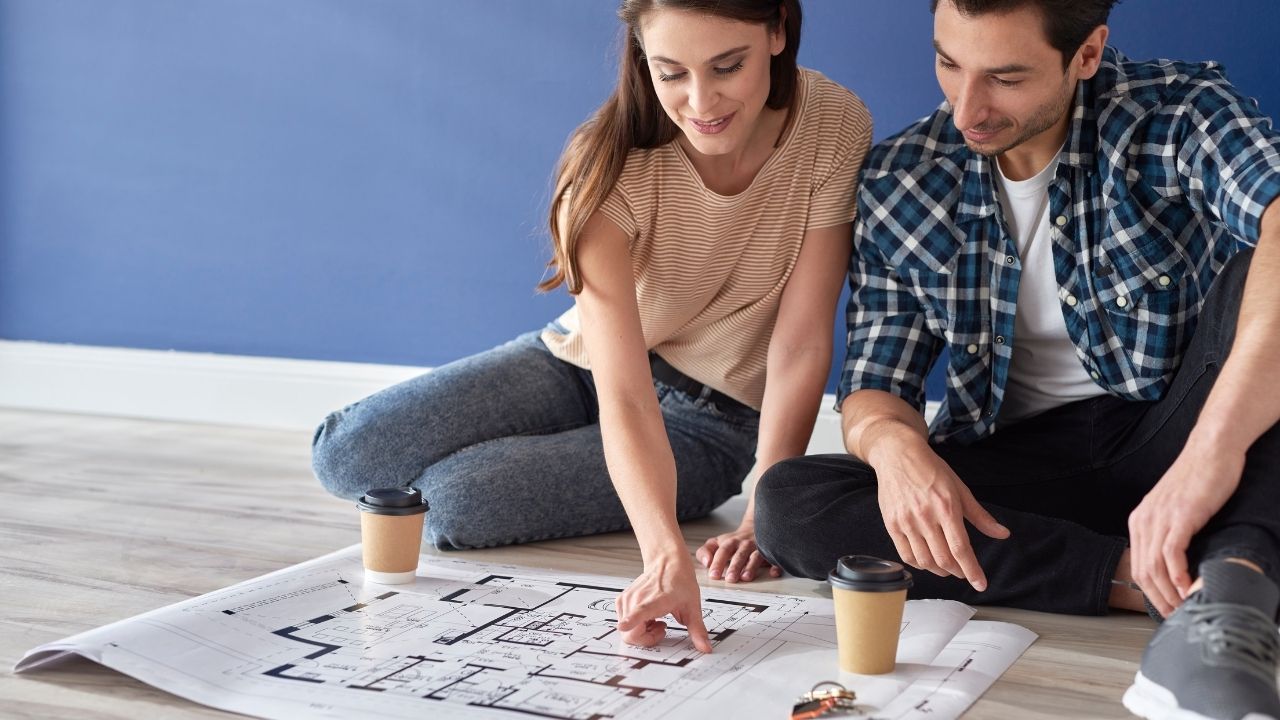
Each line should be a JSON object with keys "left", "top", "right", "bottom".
{"left": 827, "top": 555, "right": 913, "bottom": 592}
{"left": 356, "top": 487, "right": 429, "bottom": 516}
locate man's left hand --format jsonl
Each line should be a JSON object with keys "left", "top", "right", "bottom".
{"left": 1128, "top": 437, "right": 1245, "bottom": 617}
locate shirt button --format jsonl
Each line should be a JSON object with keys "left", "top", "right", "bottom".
{"left": 1066, "top": 294, "right": 1078, "bottom": 307}
{"left": 1090, "top": 371, "right": 1101, "bottom": 381}
{"left": 1116, "top": 296, "right": 1129, "bottom": 308}
{"left": 995, "top": 335, "right": 1006, "bottom": 345}
{"left": 966, "top": 343, "right": 979, "bottom": 354}
{"left": 1158, "top": 275, "right": 1172, "bottom": 287}
{"left": 1055, "top": 215, "right": 1068, "bottom": 227}
{"left": 1005, "top": 255, "right": 1015, "bottom": 265}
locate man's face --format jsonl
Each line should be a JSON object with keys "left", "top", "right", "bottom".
{"left": 933, "top": 0, "right": 1078, "bottom": 157}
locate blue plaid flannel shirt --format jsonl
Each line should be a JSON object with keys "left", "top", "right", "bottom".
{"left": 839, "top": 47, "right": 1280, "bottom": 445}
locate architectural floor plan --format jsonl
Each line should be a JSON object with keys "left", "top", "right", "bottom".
{"left": 17, "top": 545, "right": 1034, "bottom": 719}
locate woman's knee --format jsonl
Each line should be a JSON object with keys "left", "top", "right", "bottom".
{"left": 420, "top": 495, "right": 560, "bottom": 551}
{"left": 423, "top": 512, "right": 479, "bottom": 551}
{"left": 311, "top": 405, "right": 385, "bottom": 500}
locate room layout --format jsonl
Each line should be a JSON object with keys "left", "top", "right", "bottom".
{"left": 18, "top": 548, "right": 1032, "bottom": 720}
{"left": 233, "top": 572, "right": 771, "bottom": 719}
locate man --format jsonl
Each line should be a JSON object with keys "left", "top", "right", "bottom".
{"left": 754, "top": 2, "right": 1280, "bottom": 719}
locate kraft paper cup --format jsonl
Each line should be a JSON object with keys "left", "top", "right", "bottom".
{"left": 356, "top": 487, "right": 429, "bottom": 585}
{"left": 828, "top": 555, "right": 913, "bottom": 674}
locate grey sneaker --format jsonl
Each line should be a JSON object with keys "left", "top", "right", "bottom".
{"left": 1123, "top": 559, "right": 1280, "bottom": 720}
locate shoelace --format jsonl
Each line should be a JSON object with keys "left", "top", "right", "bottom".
{"left": 1186, "top": 601, "right": 1280, "bottom": 682}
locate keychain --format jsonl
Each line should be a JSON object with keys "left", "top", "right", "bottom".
{"left": 790, "top": 681, "right": 861, "bottom": 719}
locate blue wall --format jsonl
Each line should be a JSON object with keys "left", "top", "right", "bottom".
{"left": 3, "top": 1, "right": 1279, "bottom": 396}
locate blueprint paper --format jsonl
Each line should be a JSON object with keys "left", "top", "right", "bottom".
{"left": 16, "top": 544, "right": 1034, "bottom": 719}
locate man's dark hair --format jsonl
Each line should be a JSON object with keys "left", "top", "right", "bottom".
{"left": 930, "top": 0, "right": 1120, "bottom": 68}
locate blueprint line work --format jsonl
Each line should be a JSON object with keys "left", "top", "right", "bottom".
{"left": 16, "top": 545, "right": 1034, "bottom": 719}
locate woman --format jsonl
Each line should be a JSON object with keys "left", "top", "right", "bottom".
{"left": 312, "top": 0, "right": 871, "bottom": 652}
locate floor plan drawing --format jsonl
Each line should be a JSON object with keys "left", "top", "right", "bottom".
{"left": 16, "top": 545, "right": 1035, "bottom": 720}
{"left": 216, "top": 569, "right": 787, "bottom": 719}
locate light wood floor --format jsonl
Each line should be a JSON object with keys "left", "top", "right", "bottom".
{"left": 0, "top": 407, "right": 1153, "bottom": 719}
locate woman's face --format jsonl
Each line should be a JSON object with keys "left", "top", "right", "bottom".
{"left": 638, "top": 9, "right": 784, "bottom": 158}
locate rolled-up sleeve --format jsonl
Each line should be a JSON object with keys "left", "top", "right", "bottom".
{"left": 1175, "top": 67, "right": 1280, "bottom": 246}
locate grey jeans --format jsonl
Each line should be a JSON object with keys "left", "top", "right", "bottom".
{"left": 312, "top": 329, "right": 760, "bottom": 549}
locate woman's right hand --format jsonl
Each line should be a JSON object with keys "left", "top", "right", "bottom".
{"left": 616, "top": 553, "right": 713, "bottom": 653}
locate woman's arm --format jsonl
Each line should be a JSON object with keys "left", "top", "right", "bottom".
{"left": 574, "top": 209, "right": 713, "bottom": 652}
{"left": 696, "top": 222, "right": 853, "bottom": 582}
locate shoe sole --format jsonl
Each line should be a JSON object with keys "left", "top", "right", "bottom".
{"left": 1123, "top": 671, "right": 1279, "bottom": 720}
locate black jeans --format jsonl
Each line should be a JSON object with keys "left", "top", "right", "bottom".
{"left": 756, "top": 248, "right": 1280, "bottom": 615}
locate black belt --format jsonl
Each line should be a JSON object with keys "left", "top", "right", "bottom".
{"left": 649, "top": 354, "right": 753, "bottom": 414}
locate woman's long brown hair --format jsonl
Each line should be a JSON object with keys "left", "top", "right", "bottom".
{"left": 538, "top": 0, "right": 803, "bottom": 294}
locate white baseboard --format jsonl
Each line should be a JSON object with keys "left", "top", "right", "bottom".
{"left": 806, "top": 406, "right": 847, "bottom": 455}
{"left": 0, "top": 340, "right": 428, "bottom": 431}
{"left": 0, "top": 340, "right": 938, "bottom": 444}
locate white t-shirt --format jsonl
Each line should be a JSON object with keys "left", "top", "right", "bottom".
{"left": 995, "top": 150, "right": 1106, "bottom": 423}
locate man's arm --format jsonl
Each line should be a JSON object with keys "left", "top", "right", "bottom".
{"left": 1129, "top": 198, "right": 1280, "bottom": 616}
{"left": 842, "top": 387, "right": 1009, "bottom": 591}
{"left": 836, "top": 205, "right": 1008, "bottom": 591}
{"left": 1125, "top": 65, "right": 1280, "bottom": 616}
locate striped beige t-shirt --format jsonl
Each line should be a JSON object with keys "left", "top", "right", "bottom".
{"left": 542, "top": 68, "right": 872, "bottom": 410}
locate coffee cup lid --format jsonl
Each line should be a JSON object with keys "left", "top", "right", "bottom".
{"left": 356, "top": 487, "right": 429, "bottom": 516}
{"left": 827, "top": 555, "right": 913, "bottom": 592}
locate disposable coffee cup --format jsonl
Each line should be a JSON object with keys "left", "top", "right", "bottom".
{"left": 827, "top": 555, "right": 913, "bottom": 674}
{"left": 356, "top": 487, "right": 429, "bottom": 585}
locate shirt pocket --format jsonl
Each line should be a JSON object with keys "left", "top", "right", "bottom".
{"left": 1093, "top": 237, "right": 1194, "bottom": 378}
{"left": 904, "top": 252, "right": 962, "bottom": 336}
